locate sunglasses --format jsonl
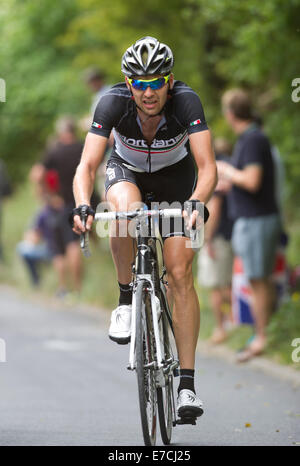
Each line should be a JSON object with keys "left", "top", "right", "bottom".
{"left": 127, "top": 74, "right": 170, "bottom": 91}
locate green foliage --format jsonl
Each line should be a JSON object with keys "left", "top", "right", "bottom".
{"left": 1, "top": 0, "right": 299, "bottom": 215}
{"left": 0, "top": 0, "right": 89, "bottom": 181}
{"left": 0, "top": 0, "right": 300, "bottom": 310}
{"left": 266, "top": 297, "right": 300, "bottom": 367}
{"left": 193, "top": 0, "right": 300, "bottom": 217}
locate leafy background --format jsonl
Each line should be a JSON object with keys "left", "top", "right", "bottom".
{"left": 0, "top": 0, "right": 300, "bottom": 364}
{"left": 1, "top": 0, "right": 300, "bottom": 206}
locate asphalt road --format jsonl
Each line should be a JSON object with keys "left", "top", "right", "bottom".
{"left": 0, "top": 286, "right": 299, "bottom": 446}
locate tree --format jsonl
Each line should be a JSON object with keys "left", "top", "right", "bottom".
{"left": 1, "top": 0, "right": 299, "bottom": 217}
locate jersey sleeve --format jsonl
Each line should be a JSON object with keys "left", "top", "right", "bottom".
{"left": 89, "top": 93, "right": 120, "bottom": 138}
{"left": 175, "top": 89, "right": 209, "bottom": 134}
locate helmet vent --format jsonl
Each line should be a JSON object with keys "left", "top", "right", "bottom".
{"left": 141, "top": 48, "right": 148, "bottom": 67}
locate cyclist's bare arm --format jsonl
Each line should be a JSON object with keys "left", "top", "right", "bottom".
{"left": 73, "top": 133, "right": 108, "bottom": 234}
{"left": 189, "top": 130, "right": 218, "bottom": 204}
{"left": 183, "top": 130, "right": 217, "bottom": 229}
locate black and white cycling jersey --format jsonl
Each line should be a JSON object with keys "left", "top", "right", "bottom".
{"left": 89, "top": 81, "right": 208, "bottom": 173}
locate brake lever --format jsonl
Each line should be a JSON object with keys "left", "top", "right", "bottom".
{"left": 185, "top": 202, "right": 204, "bottom": 252}
{"left": 80, "top": 216, "right": 91, "bottom": 258}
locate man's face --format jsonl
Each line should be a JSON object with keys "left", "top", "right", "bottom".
{"left": 125, "top": 74, "right": 174, "bottom": 116}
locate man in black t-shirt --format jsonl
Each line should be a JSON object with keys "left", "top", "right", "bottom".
{"left": 218, "top": 89, "right": 281, "bottom": 362}
{"left": 72, "top": 37, "right": 217, "bottom": 419}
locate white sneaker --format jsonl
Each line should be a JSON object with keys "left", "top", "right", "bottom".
{"left": 108, "top": 305, "right": 132, "bottom": 344}
{"left": 177, "top": 389, "right": 204, "bottom": 418}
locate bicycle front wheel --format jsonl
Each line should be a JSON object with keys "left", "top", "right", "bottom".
{"left": 135, "top": 280, "right": 157, "bottom": 446}
{"left": 157, "top": 309, "right": 175, "bottom": 445}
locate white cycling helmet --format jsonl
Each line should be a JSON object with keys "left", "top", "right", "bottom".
{"left": 121, "top": 36, "right": 174, "bottom": 77}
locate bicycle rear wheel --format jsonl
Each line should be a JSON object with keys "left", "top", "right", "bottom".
{"left": 135, "top": 280, "right": 157, "bottom": 446}
{"left": 157, "top": 307, "right": 175, "bottom": 445}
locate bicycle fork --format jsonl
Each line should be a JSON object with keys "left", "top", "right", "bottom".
{"left": 128, "top": 277, "right": 164, "bottom": 373}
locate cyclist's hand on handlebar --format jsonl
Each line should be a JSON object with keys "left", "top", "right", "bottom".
{"left": 183, "top": 200, "right": 210, "bottom": 230}
{"left": 70, "top": 205, "right": 95, "bottom": 235}
{"left": 73, "top": 215, "right": 94, "bottom": 235}
{"left": 183, "top": 207, "right": 200, "bottom": 231}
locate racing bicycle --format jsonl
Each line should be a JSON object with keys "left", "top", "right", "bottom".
{"left": 80, "top": 205, "right": 201, "bottom": 446}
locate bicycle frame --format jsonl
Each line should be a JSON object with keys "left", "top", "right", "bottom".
{"left": 83, "top": 207, "right": 182, "bottom": 379}
{"left": 129, "top": 214, "right": 164, "bottom": 372}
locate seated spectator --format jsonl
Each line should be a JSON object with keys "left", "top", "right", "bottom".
{"left": 16, "top": 215, "right": 52, "bottom": 287}
{"left": 17, "top": 174, "right": 65, "bottom": 288}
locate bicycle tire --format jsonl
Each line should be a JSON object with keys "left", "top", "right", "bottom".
{"left": 157, "top": 308, "right": 174, "bottom": 445}
{"left": 135, "top": 280, "right": 157, "bottom": 446}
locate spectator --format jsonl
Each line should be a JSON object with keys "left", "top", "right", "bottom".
{"left": 83, "top": 67, "right": 113, "bottom": 200}
{"left": 30, "top": 117, "right": 99, "bottom": 295}
{"left": 253, "top": 114, "right": 286, "bottom": 221}
{"left": 84, "top": 67, "right": 111, "bottom": 115}
{"left": 198, "top": 138, "right": 234, "bottom": 344}
{"left": 17, "top": 169, "right": 66, "bottom": 288}
{"left": 0, "top": 159, "right": 13, "bottom": 261}
{"left": 218, "top": 89, "right": 281, "bottom": 362}
{"left": 16, "top": 212, "right": 53, "bottom": 287}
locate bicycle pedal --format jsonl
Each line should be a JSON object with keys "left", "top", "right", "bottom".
{"left": 176, "top": 417, "right": 197, "bottom": 426}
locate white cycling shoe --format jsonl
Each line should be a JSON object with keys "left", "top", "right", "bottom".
{"left": 177, "top": 389, "right": 204, "bottom": 419}
{"left": 108, "top": 304, "right": 132, "bottom": 345}
{"left": 108, "top": 296, "right": 161, "bottom": 345}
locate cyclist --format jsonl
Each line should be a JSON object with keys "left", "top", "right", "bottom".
{"left": 72, "top": 37, "right": 217, "bottom": 420}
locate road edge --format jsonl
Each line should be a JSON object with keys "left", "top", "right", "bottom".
{"left": 197, "top": 340, "right": 300, "bottom": 388}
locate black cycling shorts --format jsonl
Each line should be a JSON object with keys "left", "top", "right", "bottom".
{"left": 104, "top": 154, "right": 197, "bottom": 239}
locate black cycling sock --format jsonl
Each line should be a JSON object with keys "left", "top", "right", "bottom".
{"left": 118, "top": 282, "right": 132, "bottom": 306}
{"left": 178, "top": 369, "right": 195, "bottom": 394}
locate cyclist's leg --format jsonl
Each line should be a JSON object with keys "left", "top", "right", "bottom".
{"left": 163, "top": 236, "right": 199, "bottom": 370}
{"left": 163, "top": 236, "right": 204, "bottom": 418}
{"left": 104, "top": 159, "right": 144, "bottom": 342}
{"left": 106, "top": 181, "right": 142, "bottom": 284}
